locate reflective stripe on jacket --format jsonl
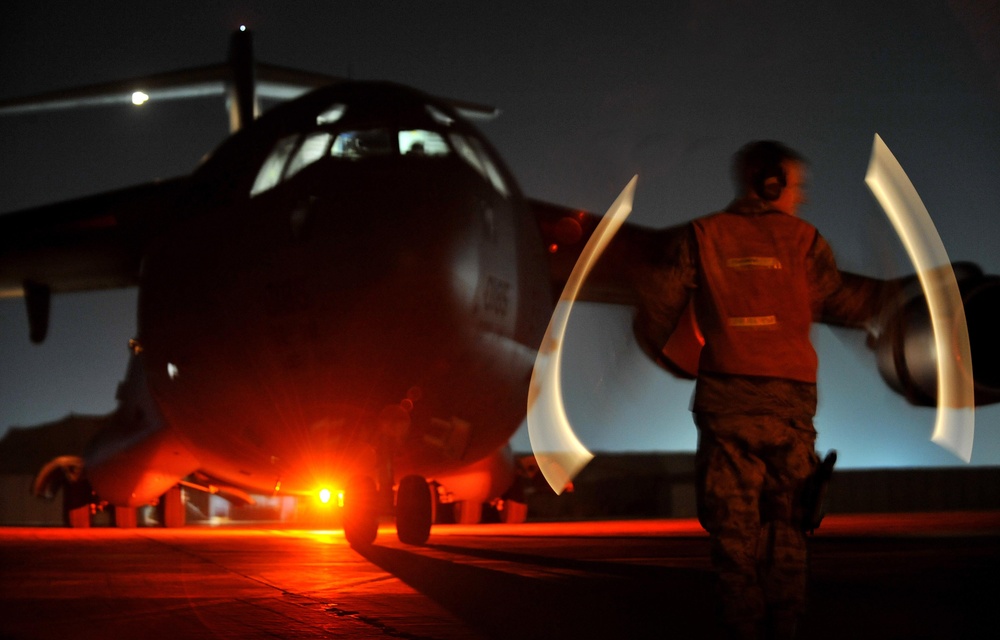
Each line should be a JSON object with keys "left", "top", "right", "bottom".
{"left": 692, "top": 210, "right": 821, "bottom": 383}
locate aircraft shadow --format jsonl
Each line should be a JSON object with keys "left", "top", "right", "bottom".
{"left": 356, "top": 540, "right": 721, "bottom": 640}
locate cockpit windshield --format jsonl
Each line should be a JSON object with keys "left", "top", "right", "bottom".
{"left": 286, "top": 131, "right": 334, "bottom": 179}
{"left": 249, "top": 102, "right": 509, "bottom": 198}
{"left": 330, "top": 130, "right": 393, "bottom": 159}
{"left": 399, "top": 130, "right": 450, "bottom": 156}
{"left": 250, "top": 135, "right": 298, "bottom": 196}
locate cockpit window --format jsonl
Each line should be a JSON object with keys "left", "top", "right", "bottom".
{"left": 425, "top": 104, "right": 455, "bottom": 126}
{"left": 249, "top": 116, "right": 503, "bottom": 198}
{"left": 316, "top": 103, "right": 347, "bottom": 126}
{"left": 449, "top": 133, "right": 509, "bottom": 197}
{"left": 285, "top": 131, "right": 333, "bottom": 180}
{"left": 449, "top": 134, "right": 485, "bottom": 175}
{"left": 399, "top": 130, "right": 450, "bottom": 156}
{"left": 331, "top": 129, "right": 393, "bottom": 159}
{"left": 250, "top": 134, "right": 299, "bottom": 196}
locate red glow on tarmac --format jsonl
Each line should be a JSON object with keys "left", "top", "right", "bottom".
{"left": 432, "top": 518, "right": 706, "bottom": 537}
{"left": 422, "top": 511, "right": 1000, "bottom": 538}
{"left": 2, "top": 512, "right": 998, "bottom": 544}
{"left": 810, "top": 511, "right": 1000, "bottom": 535}
{"left": 4, "top": 512, "right": 998, "bottom": 639}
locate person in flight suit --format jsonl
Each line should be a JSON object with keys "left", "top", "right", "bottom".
{"left": 635, "top": 140, "right": 847, "bottom": 639}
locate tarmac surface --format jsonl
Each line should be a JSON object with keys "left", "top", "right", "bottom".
{"left": 2, "top": 512, "right": 999, "bottom": 639}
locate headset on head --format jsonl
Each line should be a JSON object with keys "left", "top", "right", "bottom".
{"left": 754, "top": 164, "right": 786, "bottom": 202}
{"left": 738, "top": 140, "right": 794, "bottom": 202}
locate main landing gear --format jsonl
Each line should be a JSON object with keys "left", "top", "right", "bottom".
{"left": 342, "top": 474, "right": 436, "bottom": 548}
{"left": 61, "top": 484, "right": 185, "bottom": 529}
{"left": 342, "top": 476, "right": 379, "bottom": 547}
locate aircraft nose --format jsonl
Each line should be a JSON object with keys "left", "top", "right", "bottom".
{"left": 245, "top": 191, "right": 460, "bottom": 379}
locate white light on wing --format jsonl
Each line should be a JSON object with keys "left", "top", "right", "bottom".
{"left": 527, "top": 177, "right": 637, "bottom": 494}
{"left": 865, "top": 134, "right": 975, "bottom": 461}
{"left": 131, "top": 91, "right": 149, "bottom": 106}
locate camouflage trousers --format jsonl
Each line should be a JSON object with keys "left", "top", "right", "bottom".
{"left": 694, "top": 413, "right": 819, "bottom": 632}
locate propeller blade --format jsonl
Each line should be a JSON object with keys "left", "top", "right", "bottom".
{"left": 527, "top": 177, "right": 637, "bottom": 494}
{"left": 865, "top": 134, "right": 975, "bottom": 461}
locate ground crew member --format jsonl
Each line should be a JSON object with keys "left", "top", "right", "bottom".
{"left": 635, "top": 140, "right": 846, "bottom": 639}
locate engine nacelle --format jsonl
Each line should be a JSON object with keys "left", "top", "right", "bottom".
{"left": 876, "top": 265, "right": 1000, "bottom": 406}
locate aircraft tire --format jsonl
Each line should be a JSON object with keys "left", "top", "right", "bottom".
{"left": 65, "top": 504, "right": 91, "bottom": 528}
{"left": 114, "top": 506, "right": 138, "bottom": 528}
{"left": 158, "top": 486, "right": 186, "bottom": 528}
{"left": 62, "top": 479, "right": 93, "bottom": 528}
{"left": 453, "top": 500, "right": 482, "bottom": 525}
{"left": 499, "top": 499, "right": 528, "bottom": 524}
{"left": 344, "top": 476, "right": 379, "bottom": 548}
{"left": 396, "top": 475, "right": 433, "bottom": 545}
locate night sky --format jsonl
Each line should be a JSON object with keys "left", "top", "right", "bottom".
{"left": 2, "top": 1, "right": 998, "bottom": 468}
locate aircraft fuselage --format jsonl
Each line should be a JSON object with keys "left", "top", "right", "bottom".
{"left": 120, "top": 83, "right": 552, "bottom": 500}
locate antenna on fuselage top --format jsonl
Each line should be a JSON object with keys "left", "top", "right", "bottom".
{"left": 226, "top": 26, "right": 258, "bottom": 133}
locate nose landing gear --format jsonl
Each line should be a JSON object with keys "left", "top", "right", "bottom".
{"left": 395, "top": 475, "right": 434, "bottom": 545}
{"left": 342, "top": 475, "right": 379, "bottom": 547}
{"left": 342, "top": 473, "right": 435, "bottom": 548}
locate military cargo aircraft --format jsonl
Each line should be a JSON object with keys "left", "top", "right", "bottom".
{"left": 2, "top": 29, "right": 997, "bottom": 545}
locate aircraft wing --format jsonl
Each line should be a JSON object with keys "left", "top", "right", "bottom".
{"left": 0, "top": 62, "right": 498, "bottom": 121}
{"left": 0, "top": 60, "right": 349, "bottom": 115}
{"left": 530, "top": 198, "right": 684, "bottom": 307}
{"left": 0, "top": 177, "right": 187, "bottom": 296}
{"left": 0, "top": 66, "right": 235, "bottom": 115}
{"left": 255, "top": 63, "right": 499, "bottom": 119}
{"left": 0, "top": 177, "right": 187, "bottom": 340}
